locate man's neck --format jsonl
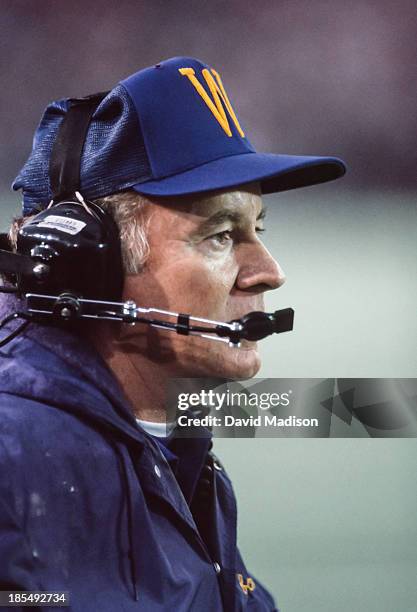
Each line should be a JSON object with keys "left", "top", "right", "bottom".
{"left": 89, "top": 322, "right": 227, "bottom": 423}
{"left": 89, "top": 322, "right": 169, "bottom": 421}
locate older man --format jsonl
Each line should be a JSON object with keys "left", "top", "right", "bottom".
{"left": 0, "top": 57, "right": 345, "bottom": 610}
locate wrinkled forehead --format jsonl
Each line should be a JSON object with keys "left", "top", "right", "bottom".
{"left": 190, "top": 183, "right": 262, "bottom": 218}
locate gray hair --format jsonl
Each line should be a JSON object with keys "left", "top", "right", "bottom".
{"left": 93, "top": 191, "right": 151, "bottom": 274}
{"left": 8, "top": 190, "right": 151, "bottom": 275}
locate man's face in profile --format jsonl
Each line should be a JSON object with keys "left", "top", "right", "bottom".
{"left": 121, "top": 182, "right": 286, "bottom": 380}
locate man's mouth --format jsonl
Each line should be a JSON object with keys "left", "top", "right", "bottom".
{"left": 228, "top": 307, "right": 265, "bottom": 321}
{"left": 239, "top": 338, "right": 258, "bottom": 350}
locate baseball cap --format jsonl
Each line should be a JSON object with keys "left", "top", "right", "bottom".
{"left": 13, "top": 56, "right": 346, "bottom": 216}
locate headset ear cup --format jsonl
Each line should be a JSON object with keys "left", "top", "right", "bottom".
{"left": 16, "top": 198, "right": 123, "bottom": 301}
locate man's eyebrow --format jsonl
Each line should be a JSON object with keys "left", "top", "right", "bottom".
{"left": 196, "top": 211, "right": 242, "bottom": 234}
{"left": 196, "top": 205, "right": 267, "bottom": 234}
{"left": 257, "top": 206, "right": 267, "bottom": 221}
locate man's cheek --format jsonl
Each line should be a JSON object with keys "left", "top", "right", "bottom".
{"left": 170, "top": 261, "right": 233, "bottom": 293}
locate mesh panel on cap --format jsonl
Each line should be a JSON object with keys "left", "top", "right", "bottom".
{"left": 13, "top": 85, "right": 152, "bottom": 216}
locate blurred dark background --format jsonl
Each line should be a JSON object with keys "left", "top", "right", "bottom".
{"left": 1, "top": 0, "right": 416, "bottom": 194}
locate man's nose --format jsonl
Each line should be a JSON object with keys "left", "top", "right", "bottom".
{"left": 236, "top": 242, "right": 286, "bottom": 293}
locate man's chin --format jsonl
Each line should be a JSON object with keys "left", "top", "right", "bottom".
{"left": 170, "top": 334, "right": 262, "bottom": 379}
{"left": 231, "top": 346, "right": 261, "bottom": 380}
{"left": 206, "top": 342, "right": 261, "bottom": 381}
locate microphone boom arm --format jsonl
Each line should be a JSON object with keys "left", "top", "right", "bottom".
{"left": 24, "top": 293, "right": 294, "bottom": 347}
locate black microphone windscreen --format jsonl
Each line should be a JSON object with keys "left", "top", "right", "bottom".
{"left": 273, "top": 308, "right": 294, "bottom": 334}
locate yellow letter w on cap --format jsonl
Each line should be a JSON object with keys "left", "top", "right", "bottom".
{"left": 179, "top": 67, "right": 245, "bottom": 138}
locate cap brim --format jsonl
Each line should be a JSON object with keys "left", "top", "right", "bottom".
{"left": 131, "top": 151, "right": 346, "bottom": 197}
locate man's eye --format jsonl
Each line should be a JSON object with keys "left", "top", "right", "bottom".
{"left": 209, "top": 230, "right": 233, "bottom": 245}
{"left": 256, "top": 227, "right": 265, "bottom": 235}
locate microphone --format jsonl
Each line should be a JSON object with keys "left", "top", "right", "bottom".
{"left": 216, "top": 309, "right": 294, "bottom": 343}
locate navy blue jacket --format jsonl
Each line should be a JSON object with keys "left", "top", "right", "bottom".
{"left": 0, "top": 295, "right": 278, "bottom": 611}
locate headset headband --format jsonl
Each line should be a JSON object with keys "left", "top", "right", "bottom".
{"left": 49, "top": 92, "right": 108, "bottom": 202}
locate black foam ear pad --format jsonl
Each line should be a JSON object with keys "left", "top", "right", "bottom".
{"left": 82, "top": 200, "right": 124, "bottom": 297}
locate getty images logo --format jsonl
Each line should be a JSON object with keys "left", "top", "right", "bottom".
{"left": 177, "top": 389, "right": 293, "bottom": 412}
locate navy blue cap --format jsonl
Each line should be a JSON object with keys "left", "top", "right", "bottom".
{"left": 13, "top": 56, "right": 346, "bottom": 216}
